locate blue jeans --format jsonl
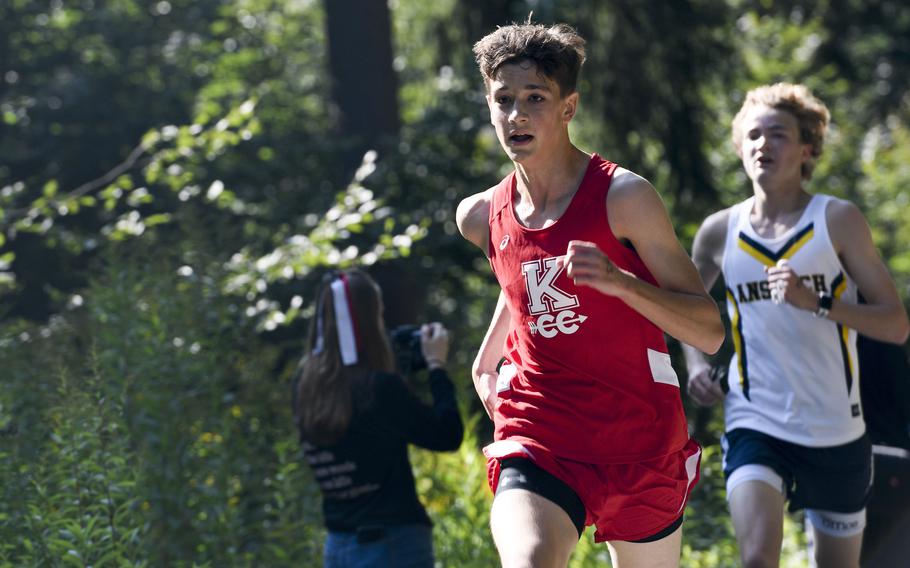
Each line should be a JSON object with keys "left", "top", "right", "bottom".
{"left": 323, "top": 524, "right": 434, "bottom": 568}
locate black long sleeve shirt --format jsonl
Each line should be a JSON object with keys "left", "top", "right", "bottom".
{"left": 302, "top": 368, "right": 463, "bottom": 532}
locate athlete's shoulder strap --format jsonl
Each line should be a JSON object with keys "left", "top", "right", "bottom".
{"left": 720, "top": 198, "right": 751, "bottom": 274}
{"left": 806, "top": 193, "right": 832, "bottom": 220}
{"left": 488, "top": 172, "right": 514, "bottom": 227}
{"left": 586, "top": 153, "right": 618, "bottom": 203}
{"left": 725, "top": 197, "right": 751, "bottom": 247}
{"left": 804, "top": 193, "right": 834, "bottom": 243}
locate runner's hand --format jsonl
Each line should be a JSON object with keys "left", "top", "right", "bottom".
{"left": 558, "top": 240, "right": 632, "bottom": 297}
{"left": 765, "top": 259, "right": 816, "bottom": 311}
{"left": 687, "top": 366, "right": 725, "bottom": 407}
{"left": 474, "top": 372, "right": 497, "bottom": 419}
{"left": 420, "top": 322, "right": 449, "bottom": 370}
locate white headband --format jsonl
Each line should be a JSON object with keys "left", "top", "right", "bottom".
{"left": 313, "top": 275, "right": 359, "bottom": 366}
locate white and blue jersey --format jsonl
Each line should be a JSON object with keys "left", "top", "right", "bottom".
{"left": 721, "top": 194, "right": 864, "bottom": 447}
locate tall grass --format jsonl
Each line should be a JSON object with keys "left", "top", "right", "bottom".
{"left": 0, "top": 251, "right": 808, "bottom": 567}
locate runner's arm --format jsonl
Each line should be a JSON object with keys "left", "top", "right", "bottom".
{"left": 567, "top": 170, "right": 724, "bottom": 354}
{"left": 682, "top": 208, "right": 730, "bottom": 406}
{"left": 456, "top": 188, "right": 494, "bottom": 253}
{"left": 826, "top": 200, "right": 908, "bottom": 343}
{"left": 472, "top": 291, "right": 509, "bottom": 419}
{"left": 456, "top": 188, "right": 504, "bottom": 418}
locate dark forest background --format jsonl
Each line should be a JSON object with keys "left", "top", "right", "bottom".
{"left": 1, "top": 0, "right": 908, "bottom": 565}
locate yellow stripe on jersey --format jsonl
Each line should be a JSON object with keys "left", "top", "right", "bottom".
{"left": 780, "top": 227, "right": 814, "bottom": 261}
{"left": 840, "top": 324, "right": 853, "bottom": 384}
{"left": 737, "top": 223, "right": 815, "bottom": 267}
{"left": 737, "top": 239, "right": 776, "bottom": 267}
{"left": 726, "top": 287, "right": 750, "bottom": 401}
{"left": 830, "top": 272, "right": 855, "bottom": 391}
{"left": 832, "top": 273, "right": 848, "bottom": 298}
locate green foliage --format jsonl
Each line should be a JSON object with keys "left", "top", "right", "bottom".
{"left": 411, "top": 414, "right": 499, "bottom": 566}
{"left": 0, "top": 336, "right": 148, "bottom": 567}
{"left": 221, "top": 158, "right": 431, "bottom": 332}
{"left": 0, "top": 248, "right": 325, "bottom": 566}
{"left": 859, "top": 121, "right": 910, "bottom": 292}
{"left": 4, "top": 98, "right": 261, "bottom": 248}
{"left": 1, "top": 0, "right": 908, "bottom": 564}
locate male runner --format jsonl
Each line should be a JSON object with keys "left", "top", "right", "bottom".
{"left": 457, "top": 21, "right": 724, "bottom": 568}
{"left": 684, "top": 82, "right": 909, "bottom": 568}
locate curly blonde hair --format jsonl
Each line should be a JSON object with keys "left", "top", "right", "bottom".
{"left": 731, "top": 83, "right": 830, "bottom": 180}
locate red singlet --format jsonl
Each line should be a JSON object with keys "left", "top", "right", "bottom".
{"left": 488, "top": 154, "right": 689, "bottom": 464}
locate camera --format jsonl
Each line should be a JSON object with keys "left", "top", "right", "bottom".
{"left": 389, "top": 324, "right": 426, "bottom": 373}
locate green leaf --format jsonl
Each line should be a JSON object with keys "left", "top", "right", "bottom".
{"left": 141, "top": 130, "right": 161, "bottom": 148}
{"left": 43, "top": 180, "right": 59, "bottom": 198}
{"left": 144, "top": 213, "right": 172, "bottom": 227}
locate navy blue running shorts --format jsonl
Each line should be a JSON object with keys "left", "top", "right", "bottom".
{"left": 721, "top": 428, "right": 872, "bottom": 513}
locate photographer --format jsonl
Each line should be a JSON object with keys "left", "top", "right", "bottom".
{"left": 295, "top": 269, "right": 463, "bottom": 568}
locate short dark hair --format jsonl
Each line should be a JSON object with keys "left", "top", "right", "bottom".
{"left": 473, "top": 22, "right": 586, "bottom": 97}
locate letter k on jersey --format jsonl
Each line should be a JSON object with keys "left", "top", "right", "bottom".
{"left": 522, "top": 258, "right": 587, "bottom": 338}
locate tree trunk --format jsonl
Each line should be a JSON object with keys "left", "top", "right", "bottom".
{"left": 324, "top": 0, "right": 400, "bottom": 180}
{"left": 458, "top": 0, "right": 521, "bottom": 43}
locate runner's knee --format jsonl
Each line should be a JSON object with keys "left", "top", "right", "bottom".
{"left": 491, "top": 519, "right": 571, "bottom": 568}
{"left": 503, "top": 543, "right": 565, "bottom": 568}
